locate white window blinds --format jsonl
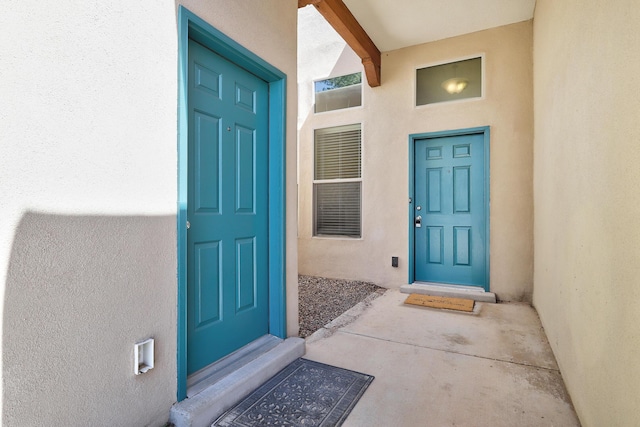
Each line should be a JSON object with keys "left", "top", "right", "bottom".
{"left": 314, "top": 182, "right": 361, "bottom": 237}
{"left": 314, "top": 124, "right": 362, "bottom": 237}
{"left": 314, "top": 124, "right": 361, "bottom": 180}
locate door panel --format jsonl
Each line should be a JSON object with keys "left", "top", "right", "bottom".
{"left": 194, "top": 241, "right": 222, "bottom": 328}
{"left": 236, "top": 237, "right": 257, "bottom": 312}
{"left": 187, "top": 39, "right": 269, "bottom": 374}
{"left": 194, "top": 112, "right": 221, "bottom": 213}
{"left": 414, "top": 134, "right": 486, "bottom": 287}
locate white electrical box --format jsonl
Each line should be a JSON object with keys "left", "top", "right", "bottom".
{"left": 134, "top": 338, "right": 154, "bottom": 375}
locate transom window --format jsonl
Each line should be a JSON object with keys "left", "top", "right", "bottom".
{"left": 314, "top": 124, "right": 362, "bottom": 237}
{"left": 314, "top": 72, "right": 362, "bottom": 113}
{"left": 416, "top": 57, "right": 482, "bottom": 106}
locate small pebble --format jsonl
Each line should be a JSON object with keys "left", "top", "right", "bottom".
{"left": 298, "top": 275, "right": 385, "bottom": 337}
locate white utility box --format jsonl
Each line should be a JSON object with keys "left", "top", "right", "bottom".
{"left": 134, "top": 338, "right": 154, "bottom": 375}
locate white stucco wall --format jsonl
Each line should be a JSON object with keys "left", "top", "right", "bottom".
{"left": 533, "top": 1, "right": 640, "bottom": 425}
{"left": 298, "top": 8, "right": 533, "bottom": 301}
{"left": 0, "top": 1, "right": 297, "bottom": 425}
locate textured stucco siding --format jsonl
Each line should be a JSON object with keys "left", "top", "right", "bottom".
{"left": 532, "top": 0, "right": 640, "bottom": 425}
{"left": 298, "top": 8, "right": 534, "bottom": 301}
{"left": 0, "top": 1, "right": 298, "bottom": 425}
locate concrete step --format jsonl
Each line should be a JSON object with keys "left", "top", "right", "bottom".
{"left": 400, "top": 282, "right": 497, "bottom": 303}
{"left": 170, "top": 336, "right": 305, "bottom": 427}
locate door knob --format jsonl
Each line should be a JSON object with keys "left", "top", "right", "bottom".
{"left": 415, "top": 215, "right": 422, "bottom": 228}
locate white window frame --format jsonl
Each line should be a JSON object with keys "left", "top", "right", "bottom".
{"left": 414, "top": 53, "right": 486, "bottom": 108}
{"left": 313, "top": 123, "right": 362, "bottom": 238}
{"left": 313, "top": 72, "right": 364, "bottom": 114}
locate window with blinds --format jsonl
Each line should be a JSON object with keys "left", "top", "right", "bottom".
{"left": 313, "top": 124, "right": 362, "bottom": 237}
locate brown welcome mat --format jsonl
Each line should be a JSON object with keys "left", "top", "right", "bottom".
{"left": 404, "top": 294, "right": 475, "bottom": 312}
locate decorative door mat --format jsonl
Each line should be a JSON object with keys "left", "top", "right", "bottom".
{"left": 212, "top": 358, "right": 374, "bottom": 427}
{"left": 404, "top": 293, "right": 475, "bottom": 312}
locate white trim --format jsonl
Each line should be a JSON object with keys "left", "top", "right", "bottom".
{"left": 311, "top": 235, "right": 364, "bottom": 241}
{"left": 313, "top": 178, "right": 362, "bottom": 184}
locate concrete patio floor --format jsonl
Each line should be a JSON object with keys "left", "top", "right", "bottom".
{"left": 304, "top": 289, "right": 581, "bottom": 426}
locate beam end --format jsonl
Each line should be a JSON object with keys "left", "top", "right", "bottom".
{"left": 362, "top": 57, "right": 381, "bottom": 87}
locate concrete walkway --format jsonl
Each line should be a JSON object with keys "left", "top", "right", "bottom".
{"left": 304, "top": 289, "right": 581, "bottom": 427}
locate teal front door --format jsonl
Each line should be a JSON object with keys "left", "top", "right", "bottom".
{"left": 413, "top": 133, "right": 487, "bottom": 288}
{"left": 187, "top": 39, "right": 269, "bottom": 374}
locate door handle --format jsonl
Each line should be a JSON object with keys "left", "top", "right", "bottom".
{"left": 415, "top": 215, "right": 422, "bottom": 228}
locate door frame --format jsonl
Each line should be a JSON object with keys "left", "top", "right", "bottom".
{"left": 408, "top": 126, "right": 490, "bottom": 290}
{"left": 177, "top": 6, "right": 287, "bottom": 401}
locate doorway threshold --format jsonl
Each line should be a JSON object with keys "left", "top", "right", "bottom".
{"left": 401, "top": 282, "right": 496, "bottom": 303}
{"left": 187, "top": 335, "right": 280, "bottom": 397}
{"left": 172, "top": 336, "right": 305, "bottom": 427}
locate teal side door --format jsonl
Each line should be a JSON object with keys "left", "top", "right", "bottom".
{"left": 187, "top": 39, "right": 269, "bottom": 374}
{"left": 414, "top": 133, "right": 487, "bottom": 288}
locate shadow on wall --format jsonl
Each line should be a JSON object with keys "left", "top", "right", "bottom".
{"left": 3, "top": 212, "right": 177, "bottom": 426}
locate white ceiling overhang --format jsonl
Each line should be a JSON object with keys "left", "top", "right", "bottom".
{"left": 342, "top": 0, "right": 535, "bottom": 52}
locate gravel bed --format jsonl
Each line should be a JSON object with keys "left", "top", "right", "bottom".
{"left": 298, "top": 275, "right": 385, "bottom": 338}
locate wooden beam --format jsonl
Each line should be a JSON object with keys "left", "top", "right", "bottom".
{"left": 298, "top": 0, "right": 320, "bottom": 7}
{"left": 307, "top": 0, "right": 381, "bottom": 87}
